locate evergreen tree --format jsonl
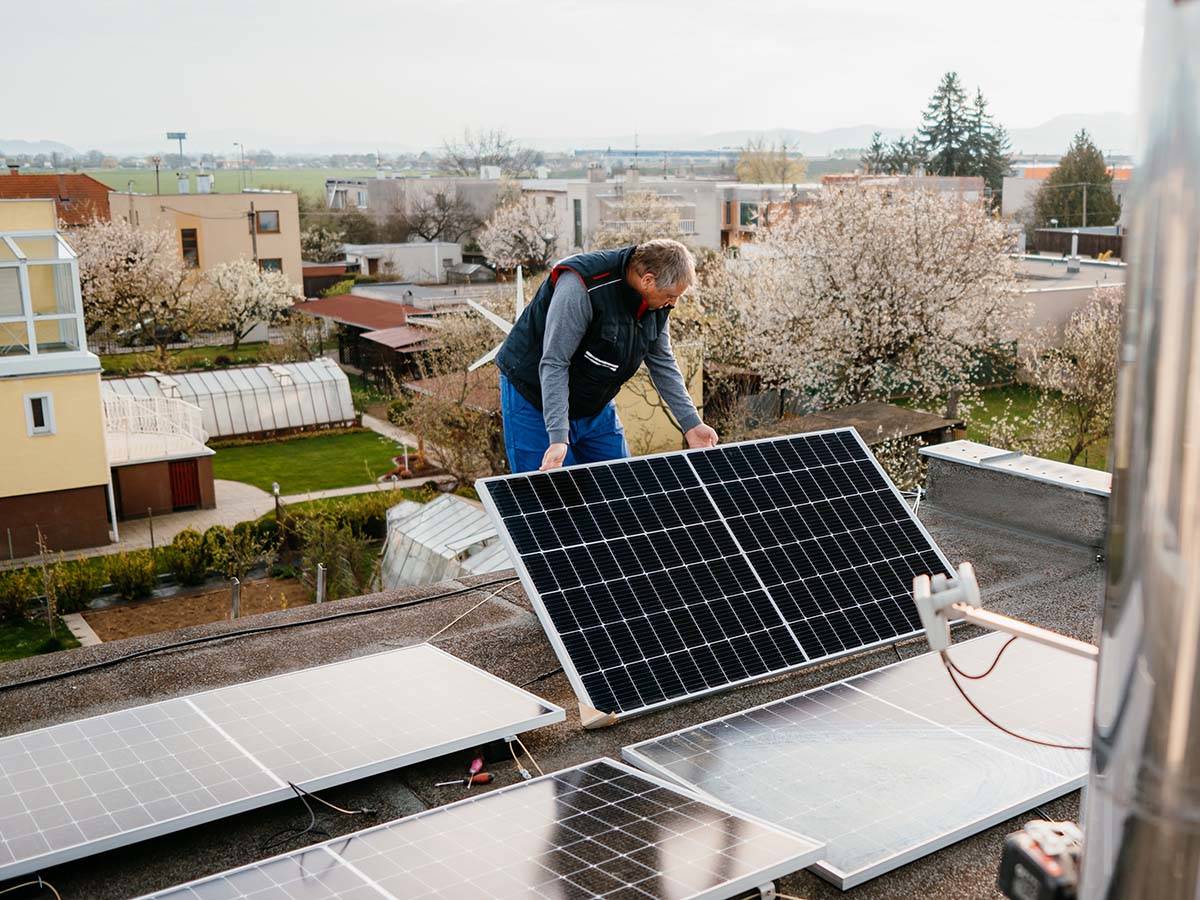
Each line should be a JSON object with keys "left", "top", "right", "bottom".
{"left": 919, "top": 72, "right": 971, "bottom": 176}
{"left": 966, "top": 88, "right": 1012, "bottom": 202}
{"left": 884, "top": 136, "right": 926, "bottom": 175}
{"left": 861, "top": 131, "right": 888, "bottom": 174}
{"left": 1033, "top": 130, "right": 1121, "bottom": 228}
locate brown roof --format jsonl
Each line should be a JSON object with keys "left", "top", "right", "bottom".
{"left": 294, "top": 294, "right": 411, "bottom": 330}
{"left": 0, "top": 172, "right": 112, "bottom": 224}
{"left": 360, "top": 324, "right": 434, "bottom": 351}
{"left": 404, "top": 366, "right": 500, "bottom": 414}
{"left": 750, "top": 400, "right": 964, "bottom": 444}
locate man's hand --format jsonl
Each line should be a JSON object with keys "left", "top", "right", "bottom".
{"left": 540, "top": 442, "right": 569, "bottom": 471}
{"left": 685, "top": 423, "right": 719, "bottom": 449}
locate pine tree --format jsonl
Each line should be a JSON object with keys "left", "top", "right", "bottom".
{"left": 919, "top": 72, "right": 970, "bottom": 176}
{"left": 1033, "top": 130, "right": 1121, "bottom": 228}
{"left": 884, "top": 136, "right": 926, "bottom": 175}
{"left": 861, "top": 131, "right": 888, "bottom": 174}
{"left": 966, "top": 88, "right": 1012, "bottom": 202}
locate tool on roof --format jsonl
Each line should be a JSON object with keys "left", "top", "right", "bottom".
{"left": 997, "top": 819, "right": 1082, "bottom": 900}
{"left": 436, "top": 773, "right": 493, "bottom": 787}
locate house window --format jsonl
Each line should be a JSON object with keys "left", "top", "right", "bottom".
{"left": 259, "top": 258, "right": 283, "bottom": 273}
{"left": 573, "top": 199, "right": 583, "bottom": 248}
{"left": 255, "top": 210, "right": 280, "bottom": 234}
{"left": 724, "top": 201, "right": 732, "bottom": 225}
{"left": 739, "top": 201, "right": 759, "bottom": 228}
{"left": 357, "top": 191, "right": 368, "bottom": 207}
{"left": 25, "top": 393, "right": 54, "bottom": 436}
{"left": 180, "top": 229, "right": 199, "bottom": 268}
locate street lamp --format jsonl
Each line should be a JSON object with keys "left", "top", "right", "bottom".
{"left": 150, "top": 156, "right": 162, "bottom": 195}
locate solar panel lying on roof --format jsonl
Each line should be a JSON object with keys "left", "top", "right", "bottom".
{"left": 623, "top": 633, "right": 1094, "bottom": 888}
{"left": 477, "top": 428, "right": 953, "bottom": 723}
{"left": 0, "top": 644, "right": 563, "bottom": 880}
{"left": 138, "top": 758, "right": 825, "bottom": 900}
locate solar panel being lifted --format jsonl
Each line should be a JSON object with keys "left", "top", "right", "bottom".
{"left": 477, "top": 428, "right": 954, "bottom": 725}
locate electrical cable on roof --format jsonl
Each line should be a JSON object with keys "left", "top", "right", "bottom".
{"left": 261, "top": 782, "right": 376, "bottom": 853}
{"left": 423, "top": 578, "right": 519, "bottom": 643}
{"left": 514, "top": 734, "right": 544, "bottom": 777}
{"left": 0, "top": 879, "right": 62, "bottom": 900}
{"left": 0, "top": 575, "right": 520, "bottom": 694}
{"left": 939, "top": 645, "right": 1088, "bottom": 751}
{"left": 520, "top": 665, "right": 564, "bottom": 688}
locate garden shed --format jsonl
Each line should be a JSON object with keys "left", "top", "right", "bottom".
{"left": 101, "top": 358, "right": 356, "bottom": 439}
{"left": 379, "top": 494, "right": 507, "bottom": 587}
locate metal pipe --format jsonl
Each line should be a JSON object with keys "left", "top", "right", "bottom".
{"left": 1079, "top": 1, "right": 1200, "bottom": 895}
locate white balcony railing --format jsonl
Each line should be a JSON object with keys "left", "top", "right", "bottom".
{"left": 103, "top": 394, "right": 209, "bottom": 464}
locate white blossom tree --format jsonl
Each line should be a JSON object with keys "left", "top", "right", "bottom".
{"left": 697, "top": 186, "right": 1021, "bottom": 416}
{"left": 205, "top": 259, "right": 304, "bottom": 351}
{"left": 300, "top": 225, "right": 344, "bottom": 263}
{"left": 590, "top": 191, "right": 686, "bottom": 249}
{"left": 478, "top": 197, "right": 560, "bottom": 273}
{"left": 71, "top": 217, "right": 213, "bottom": 360}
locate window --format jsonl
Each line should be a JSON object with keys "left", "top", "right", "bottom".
{"left": 25, "top": 393, "right": 54, "bottom": 436}
{"left": 356, "top": 191, "right": 367, "bottom": 208}
{"left": 259, "top": 258, "right": 283, "bottom": 273}
{"left": 180, "top": 229, "right": 199, "bottom": 268}
{"left": 255, "top": 210, "right": 280, "bottom": 234}
{"left": 545, "top": 196, "right": 554, "bottom": 206}
{"left": 573, "top": 199, "right": 583, "bottom": 248}
{"left": 739, "top": 201, "right": 760, "bottom": 228}
{"left": 724, "top": 201, "right": 733, "bottom": 225}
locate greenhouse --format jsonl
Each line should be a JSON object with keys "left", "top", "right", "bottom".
{"left": 101, "top": 358, "right": 356, "bottom": 439}
{"left": 380, "top": 494, "right": 508, "bottom": 587}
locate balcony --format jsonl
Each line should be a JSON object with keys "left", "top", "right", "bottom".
{"left": 103, "top": 394, "right": 211, "bottom": 466}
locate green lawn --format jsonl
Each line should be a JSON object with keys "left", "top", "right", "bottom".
{"left": 0, "top": 619, "right": 80, "bottom": 663}
{"left": 83, "top": 167, "right": 390, "bottom": 206}
{"left": 212, "top": 430, "right": 413, "bottom": 494}
{"left": 100, "top": 342, "right": 273, "bottom": 376}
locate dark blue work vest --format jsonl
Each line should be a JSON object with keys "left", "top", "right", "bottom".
{"left": 496, "top": 246, "right": 672, "bottom": 419}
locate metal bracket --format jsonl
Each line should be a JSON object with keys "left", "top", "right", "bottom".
{"left": 755, "top": 881, "right": 776, "bottom": 900}
{"left": 578, "top": 702, "right": 619, "bottom": 730}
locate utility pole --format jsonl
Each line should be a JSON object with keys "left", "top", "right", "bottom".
{"left": 234, "top": 142, "right": 246, "bottom": 191}
{"left": 248, "top": 200, "right": 259, "bottom": 264}
{"left": 1082, "top": 182, "right": 1088, "bottom": 228}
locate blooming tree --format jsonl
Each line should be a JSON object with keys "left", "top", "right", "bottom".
{"left": 478, "top": 197, "right": 560, "bottom": 273}
{"left": 70, "top": 217, "right": 212, "bottom": 359}
{"left": 300, "top": 225, "right": 344, "bottom": 263}
{"left": 205, "top": 259, "right": 303, "bottom": 351}
{"left": 590, "top": 191, "right": 686, "bottom": 249}
{"left": 697, "top": 186, "right": 1021, "bottom": 415}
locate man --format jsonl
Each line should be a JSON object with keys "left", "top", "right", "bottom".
{"left": 496, "top": 239, "right": 718, "bottom": 473}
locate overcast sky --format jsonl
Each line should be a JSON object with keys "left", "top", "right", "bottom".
{"left": 4, "top": 0, "right": 1146, "bottom": 153}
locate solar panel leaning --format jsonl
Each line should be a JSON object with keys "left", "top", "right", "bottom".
{"left": 477, "top": 428, "right": 954, "bottom": 724}
{"left": 0, "top": 644, "right": 564, "bottom": 881}
{"left": 137, "top": 758, "right": 825, "bottom": 900}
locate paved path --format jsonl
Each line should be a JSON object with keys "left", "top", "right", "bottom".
{"left": 361, "top": 413, "right": 422, "bottom": 449}
{"left": 0, "top": 475, "right": 450, "bottom": 570}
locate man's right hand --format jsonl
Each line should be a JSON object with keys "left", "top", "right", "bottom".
{"left": 540, "top": 442, "right": 569, "bottom": 471}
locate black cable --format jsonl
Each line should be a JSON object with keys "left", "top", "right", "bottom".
{"left": 892, "top": 644, "right": 904, "bottom": 664}
{"left": 260, "top": 782, "right": 376, "bottom": 853}
{"left": 520, "top": 666, "right": 564, "bottom": 688}
{"left": 0, "top": 575, "right": 518, "bottom": 694}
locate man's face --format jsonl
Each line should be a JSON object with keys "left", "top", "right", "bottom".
{"left": 634, "top": 270, "right": 687, "bottom": 309}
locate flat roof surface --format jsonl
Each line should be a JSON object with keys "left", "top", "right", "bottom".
{"left": 294, "top": 294, "right": 411, "bottom": 329}
{"left": 0, "top": 497, "right": 1104, "bottom": 899}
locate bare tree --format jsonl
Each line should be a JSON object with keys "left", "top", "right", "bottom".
{"left": 402, "top": 187, "right": 481, "bottom": 242}
{"left": 736, "top": 138, "right": 807, "bottom": 186}
{"left": 439, "top": 128, "right": 538, "bottom": 178}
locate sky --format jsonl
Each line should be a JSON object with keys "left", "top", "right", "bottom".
{"left": 3, "top": 0, "right": 1146, "bottom": 154}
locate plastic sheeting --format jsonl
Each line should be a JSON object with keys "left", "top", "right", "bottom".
{"left": 101, "top": 358, "right": 356, "bottom": 439}
{"left": 380, "top": 494, "right": 510, "bottom": 588}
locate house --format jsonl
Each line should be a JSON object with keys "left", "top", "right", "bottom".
{"left": 0, "top": 169, "right": 112, "bottom": 225}
{"left": 342, "top": 241, "right": 462, "bottom": 283}
{"left": 1001, "top": 164, "right": 1134, "bottom": 227}
{"left": 108, "top": 183, "right": 303, "bottom": 290}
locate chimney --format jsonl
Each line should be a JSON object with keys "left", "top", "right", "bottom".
{"left": 587, "top": 162, "right": 606, "bottom": 183}
{"left": 177, "top": 174, "right": 190, "bottom": 194}
{"left": 7, "top": 164, "right": 19, "bottom": 176}
{"left": 625, "top": 165, "right": 640, "bottom": 188}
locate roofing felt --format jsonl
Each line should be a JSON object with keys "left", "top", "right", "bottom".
{"left": 359, "top": 324, "right": 433, "bottom": 351}
{"left": 0, "top": 173, "right": 113, "bottom": 225}
{"left": 0, "top": 496, "right": 1106, "bottom": 900}
{"left": 294, "top": 294, "right": 411, "bottom": 330}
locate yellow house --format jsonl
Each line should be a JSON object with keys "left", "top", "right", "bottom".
{"left": 108, "top": 187, "right": 303, "bottom": 291}
{"left": 0, "top": 199, "right": 114, "bottom": 556}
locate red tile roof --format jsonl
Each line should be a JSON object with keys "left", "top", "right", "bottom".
{"left": 294, "top": 294, "right": 411, "bottom": 330}
{"left": 0, "top": 173, "right": 112, "bottom": 225}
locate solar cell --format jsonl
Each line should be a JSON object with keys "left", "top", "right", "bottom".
{"left": 477, "top": 428, "right": 953, "bottom": 722}
{"left": 137, "top": 758, "right": 825, "bottom": 900}
{"left": 0, "top": 644, "right": 564, "bottom": 881}
{"left": 623, "top": 633, "right": 1094, "bottom": 888}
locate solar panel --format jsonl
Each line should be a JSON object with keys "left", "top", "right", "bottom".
{"left": 623, "top": 633, "right": 1094, "bottom": 888}
{"left": 477, "top": 428, "right": 953, "bottom": 723}
{"left": 137, "top": 758, "right": 825, "bottom": 900}
{"left": 0, "top": 644, "right": 564, "bottom": 881}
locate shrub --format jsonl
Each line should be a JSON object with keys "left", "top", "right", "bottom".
{"left": 213, "top": 354, "right": 233, "bottom": 367}
{"left": 210, "top": 523, "right": 276, "bottom": 580}
{"left": 0, "top": 569, "right": 37, "bottom": 622}
{"left": 386, "top": 395, "right": 411, "bottom": 425}
{"left": 108, "top": 551, "right": 158, "bottom": 601}
{"left": 202, "top": 525, "right": 233, "bottom": 567}
{"left": 296, "top": 517, "right": 379, "bottom": 601}
{"left": 51, "top": 558, "right": 106, "bottom": 613}
{"left": 168, "top": 529, "right": 209, "bottom": 586}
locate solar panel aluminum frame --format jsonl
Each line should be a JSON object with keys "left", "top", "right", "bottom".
{"left": 135, "top": 757, "right": 826, "bottom": 900}
{"left": 621, "top": 633, "right": 1091, "bottom": 889}
{"left": 0, "top": 643, "right": 565, "bottom": 882}
{"left": 476, "top": 427, "right": 955, "bottom": 727}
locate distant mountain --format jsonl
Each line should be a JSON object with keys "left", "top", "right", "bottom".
{"left": 1006, "top": 113, "right": 1134, "bottom": 156}
{"left": 0, "top": 138, "right": 78, "bottom": 157}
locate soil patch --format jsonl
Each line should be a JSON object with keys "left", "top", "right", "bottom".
{"left": 83, "top": 578, "right": 312, "bottom": 642}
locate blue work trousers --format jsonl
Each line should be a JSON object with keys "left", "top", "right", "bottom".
{"left": 500, "top": 374, "right": 629, "bottom": 473}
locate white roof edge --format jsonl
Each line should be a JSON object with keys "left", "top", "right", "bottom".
{"left": 920, "top": 440, "right": 1111, "bottom": 496}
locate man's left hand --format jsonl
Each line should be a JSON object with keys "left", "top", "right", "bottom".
{"left": 685, "top": 423, "right": 719, "bottom": 449}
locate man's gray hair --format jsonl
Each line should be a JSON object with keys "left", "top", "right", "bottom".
{"left": 631, "top": 239, "right": 696, "bottom": 291}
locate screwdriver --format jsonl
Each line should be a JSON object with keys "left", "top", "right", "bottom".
{"left": 436, "top": 773, "right": 493, "bottom": 787}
